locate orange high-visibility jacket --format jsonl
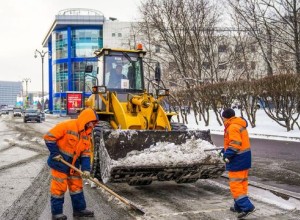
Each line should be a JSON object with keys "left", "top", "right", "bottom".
{"left": 223, "top": 117, "right": 251, "bottom": 171}
{"left": 44, "top": 108, "right": 98, "bottom": 174}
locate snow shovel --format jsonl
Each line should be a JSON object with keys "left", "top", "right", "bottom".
{"left": 57, "top": 158, "right": 145, "bottom": 215}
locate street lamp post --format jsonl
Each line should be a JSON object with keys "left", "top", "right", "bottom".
{"left": 34, "top": 49, "right": 48, "bottom": 120}
{"left": 60, "top": 86, "right": 62, "bottom": 116}
{"left": 22, "top": 78, "right": 31, "bottom": 97}
{"left": 22, "top": 78, "right": 31, "bottom": 108}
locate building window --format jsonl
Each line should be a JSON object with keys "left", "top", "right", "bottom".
{"left": 203, "top": 62, "right": 211, "bottom": 69}
{"left": 72, "top": 62, "right": 97, "bottom": 92}
{"left": 235, "top": 44, "right": 243, "bottom": 53}
{"left": 52, "top": 30, "right": 68, "bottom": 59}
{"left": 250, "top": 45, "right": 256, "bottom": 52}
{"left": 236, "top": 62, "right": 245, "bottom": 69}
{"left": 112, "top": 33, "right": 116, "bottom": 37}
{"left": 202, "top": 45, "right": 210, "bottom": 53}
{"left": 218, "top": 45, "right": 227, "bottom": 53}
{"left": 155, "top": 45, "right": 161, "bottom": 53}
{"left": 54, "top": 63, "right": 68, "bottom": 93}
{"left": 251, "top": 61, "right": 256, "bottom": 70}
{"left": 71, "top": 29, "right": 103, "bottom": 58}
{"left": 218, "top": 64, "right": 227, "bottom": 70}
{"left": 118, "top": 33, "right": 122, "bottom": 37}
{"left": 187, "top": 45, "right": 194, "bottom": 53}
{"left": 169, "top": 62, "right": 176, "bottom": 71}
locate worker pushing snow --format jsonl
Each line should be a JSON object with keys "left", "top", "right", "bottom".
{"left": 44, "top": 108, "right": 99, "bottom": 220}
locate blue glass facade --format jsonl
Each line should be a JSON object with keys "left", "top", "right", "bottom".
{"left": 43, "top": 9, "right": 105, "bottom": 114}
{"left": 49, "top": 28, "right": 102, "bottom": 114}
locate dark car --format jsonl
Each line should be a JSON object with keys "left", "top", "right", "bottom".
{"left": 23, "top": 109, "right": 42, "bottom": 123}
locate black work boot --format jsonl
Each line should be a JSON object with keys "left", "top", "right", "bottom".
{"left": 237, "top": 207, "right": 256, "bottom": 219}
{"left": 230, "top": 206, "right": 242, "bottom": 213}
{"left": 52, "top": 214, "right": 67, "bottom": 220}
{"left": 73, "top": 209, "right": 94, "bottom": 217}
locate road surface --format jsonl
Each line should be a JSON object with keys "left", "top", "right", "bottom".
{"left": 0, "top": 114, "right": 299, "bottom": 220}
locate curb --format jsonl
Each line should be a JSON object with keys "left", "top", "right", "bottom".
{"left": 209, "top": 129, "right": 300, "bottom": 142}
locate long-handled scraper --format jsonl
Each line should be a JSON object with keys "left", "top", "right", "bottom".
{"left": 57, "top": 158, "right": 145, "bottom": 215}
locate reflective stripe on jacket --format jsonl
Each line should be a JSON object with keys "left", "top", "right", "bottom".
{"left": 44, "top": 108, "right": 98, "bottom": 174}
{"left": 223, "top": 117, "right": 251, "bottom": 171}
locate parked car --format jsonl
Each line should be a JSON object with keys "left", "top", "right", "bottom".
{"left": 1, "top": 108, "right": 9, "bottom": 115}
{"left": 13, "top": 108, "right": 22, "bottom": 117}
{"left": 23, "top": 109, "right": 42, "bottom": 123}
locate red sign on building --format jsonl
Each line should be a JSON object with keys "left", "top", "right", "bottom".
{"left": 66, "top": 92, "right": 83, "bottom": 115}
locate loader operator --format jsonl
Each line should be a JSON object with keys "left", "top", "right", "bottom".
{"left": 44, "top": 108, "right": 98, "bottom": 220}
{"left": 220, "top": 108, "right": 256, "bottom": 219}
{"left": 107, "top": 64, "right": 127, "bottom": 88}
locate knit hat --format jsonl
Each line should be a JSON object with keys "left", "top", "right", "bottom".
{"left": 222, "top": 108, "right": 235, "bottom": 119}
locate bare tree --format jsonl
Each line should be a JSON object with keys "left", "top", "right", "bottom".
{"left": 257, "top": 74, "right": 300, "bottom": 131}
{"left": 138, "top": 0, "right": 224, "bottom": 85}
{"left": 228, "top": 0, "right": 300, "bottom": 75}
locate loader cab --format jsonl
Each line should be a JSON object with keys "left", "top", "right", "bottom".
{"left": 95, "top": 48, "right": 147, "bottom": 93}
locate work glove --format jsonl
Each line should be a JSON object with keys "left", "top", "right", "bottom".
{"left": 217, "top": 149, "right": 229, "bottom": 163}
{"left": 218, "top": 151, "right": 223, "bottom": 158}
{"left": 82, "top": 171, "right": 91, "bottom": 179}
{"left": 218, "top": 148, "right": 225, "bottom": 157}
{"left": 52, "top": 154, "right": 63, "bottom": 162}
{"left": 222, "top": 155, "right": 230, "bottom": 163}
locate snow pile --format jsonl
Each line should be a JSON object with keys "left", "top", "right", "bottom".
{"left": 110, "top": 138, "right": 222, "bottom": 167}
{"left": 108, "top": 129, "right": 139, "bottom": 140}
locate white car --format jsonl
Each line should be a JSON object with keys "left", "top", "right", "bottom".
{"left": 13, "top": 108, "right": 22, "bottom": 117}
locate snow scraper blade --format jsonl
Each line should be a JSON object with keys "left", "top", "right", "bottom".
{"left": 92, "top": 129, "right": 225, "bottom": 186}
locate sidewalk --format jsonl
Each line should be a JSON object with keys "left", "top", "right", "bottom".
{"left": 180, "top": 109, "right": 300, "bottom": 143}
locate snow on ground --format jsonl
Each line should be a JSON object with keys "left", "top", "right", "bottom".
{"left": 0, "top": 147, "right": 38, "bottom": 167}
{"left": 179, "top": 109, "right": 300, "bottom": 142}
{"left": 249, "top": 185, "right": 300, "bottom": 210}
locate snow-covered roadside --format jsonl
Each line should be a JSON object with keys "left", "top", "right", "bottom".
{"left": 178, "top": 109, "right": 300, "bottom": 142}
{"left": 0, "top": 115, "right": 67, "bottom": 217}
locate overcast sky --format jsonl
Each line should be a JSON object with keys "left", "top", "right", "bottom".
{"left": 0, "top": 0, "right": 141, "bottom": 93}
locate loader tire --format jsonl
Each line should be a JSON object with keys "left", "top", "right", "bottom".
{"left": 91, "top": 121, "right": 112, "bottom": 181}
{"left": 170, "top": 122, "right": 188, "bottom": 131}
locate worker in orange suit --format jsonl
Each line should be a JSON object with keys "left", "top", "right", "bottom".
{"left": 220, "top": 108, "right": 255, "bottom": 219}
{"left": 44, "top": 108, "right": 98, "bottom": 220}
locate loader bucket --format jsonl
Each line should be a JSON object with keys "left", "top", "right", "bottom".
{"left": 93, "top": 129, "right": 225, "bottom": 185}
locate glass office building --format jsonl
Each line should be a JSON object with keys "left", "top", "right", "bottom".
{"left": 0, "top": 81, "right": 22, "bottom": 107}
{"left": 42, "top": 9, "right": 104, "bottom": 114}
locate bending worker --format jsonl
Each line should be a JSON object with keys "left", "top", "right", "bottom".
{"left": 221, "top": 108, "right": 255, "bottom": 219}
{"left": 44, "top": 108, "right": 98, "bottom": 220}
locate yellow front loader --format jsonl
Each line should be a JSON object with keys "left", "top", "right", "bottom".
{"left": 85, "top": 46, "right": 224, "bottom": 185}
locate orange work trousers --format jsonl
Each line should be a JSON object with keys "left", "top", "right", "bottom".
{"left": 50, "top": 169, "right": 86, "bottom": 215}
{"left": 50, "top": 169, "right": 83, "bottom": 196}
{"left": 228, "top": 170, "right": 249, "bottom": 199}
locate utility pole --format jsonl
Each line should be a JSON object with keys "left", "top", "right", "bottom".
{"left": 34, "top": 49, "right": 48, "bottom": 120}
{"left": 22, "top": 78, "right": 31, "bottom": 108}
